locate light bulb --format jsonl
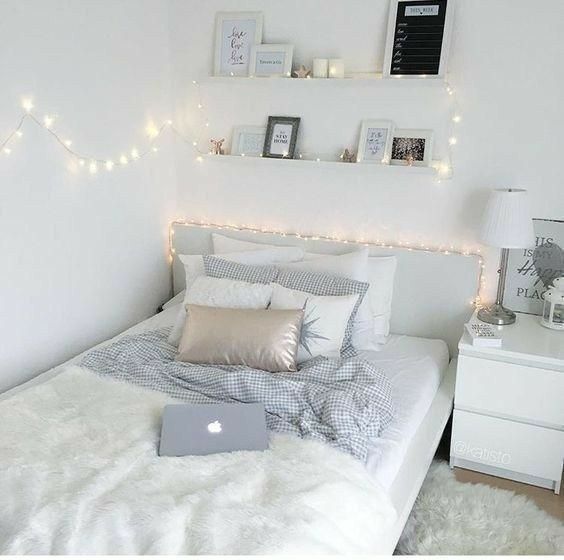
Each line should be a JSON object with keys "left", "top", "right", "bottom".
{"left": 197, "top": 103, "right": 203, "bottom": 109}
{"left": 78, "top": 159, "right": 85, "bottom": 167}
{"left": 166, "top": 119, "right": 173, "bottom": 125}
{"left": 105, "top": 160, "right": 114, "bottom": 171}
{"left": 43, "top": 115, "right": 54, "bottom": 129}
{"left": 15, "top": 131, "right": 23, "bottom": 138}
{"left": 145, "top": 124, "right": 159, "bottom": 139}
{"left": 196, "top": 156, "right": 203, "bottom": 162}
{"left": 192, "top": 141, "right": 198, "bottom": 146}
{"left": 21, "top": 98, "right": 34, "bottom": 112}
{"left": 452, "top": 115, "right": 461, "bottom": 123}
{"left": 3, "top": 147, "right": 12, "bottom": 155}
{"left": 152, "top": 146, "right": 159, "bottom": 152}
{"left": 89, "top": 161, "right": 98, "bottom": 174}
{"left": 64, "top": 139, "right": 72, "bottom": 147}
{"left": 119, "top": 155, "right": 128, "bottom": 165}
{"left": 131, "top": 148, "right": 140, "bottom": 159}
{"left": 448, "top": 137, "right": 458, "bottom": 146}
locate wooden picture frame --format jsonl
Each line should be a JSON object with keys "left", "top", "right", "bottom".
{"left": 262, "top": 117, "right": 300, "bottom": 159}
{"left": 249, "top": 44, "right": 294, "bottom": 78}
{"left": 213, "top": 12, "right": 263, "bottom": 77}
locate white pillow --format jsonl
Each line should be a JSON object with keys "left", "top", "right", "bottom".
{"left": 212, "top": 233, "right": 304, "bottom": 262}
{"left": 169, "top": 276, "right": 273, "bottom": 346}
{"left": 269, "top": 283, "right": 359, "bottom": 363}
{"left": 170, "top": 248, "right": 299, "bottom": 346}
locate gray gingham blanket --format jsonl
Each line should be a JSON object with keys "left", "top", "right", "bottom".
{"left": 81, "top": 328, "right": 395, "bottom": 461}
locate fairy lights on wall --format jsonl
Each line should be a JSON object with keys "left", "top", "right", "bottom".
{"left": 168, "top": 219, "right": 486, "bottom": 307}
{"left": 1, "top": 77, "right": 461, "bottom": 180}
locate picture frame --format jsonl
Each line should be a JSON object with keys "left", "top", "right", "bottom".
{"left": 213, "top": 12, "right": 263, "bottom": 77}
{"left": 383, "top": 0, "right": 455, "bottom": 78}
{"left": 503, "top": 218, "right": 564, "bottom": 316}
{"left": 249, "top": 44, "right": 294, "bottom": 78}
{"left": 357, "top": 120, "right": 395, "bottom": 164}
{"left": 231, "top": 126, "right": 267, "bottom": 157}
{"left": 390, "top": 129, "right": 433, "bottom": 167}
{"left": 263, "top": 116, "right": 300, "bottom": 159}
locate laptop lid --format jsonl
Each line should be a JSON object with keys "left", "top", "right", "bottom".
{"left": 158, "top": 403, "right": 269, "bottom": 457}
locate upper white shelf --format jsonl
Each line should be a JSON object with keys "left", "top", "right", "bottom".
{"left": 204, "top": 73, "right": 447, "bottom": 88}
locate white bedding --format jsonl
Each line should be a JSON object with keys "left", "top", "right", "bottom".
{"left": 2, "top": 305, "right": 449, "bottom": 492}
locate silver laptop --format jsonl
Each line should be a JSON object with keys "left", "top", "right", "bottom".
{"left": 158, "top": 403, "right": 269, "bottom": 457}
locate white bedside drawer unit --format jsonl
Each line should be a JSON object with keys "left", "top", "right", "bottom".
{"left": 450, "top": 312, "right": 564, "bottom": 494}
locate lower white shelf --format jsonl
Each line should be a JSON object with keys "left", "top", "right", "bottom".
{"left": 202, "top": 154, "right": 441, "bottom": 174}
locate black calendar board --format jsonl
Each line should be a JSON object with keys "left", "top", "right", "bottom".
{"left": 389, "top": 0, "right": 448, "bottom": 76}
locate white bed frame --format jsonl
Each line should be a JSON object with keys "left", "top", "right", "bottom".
{"left": 171, "top": 223, "right": 480, "bottom": 553}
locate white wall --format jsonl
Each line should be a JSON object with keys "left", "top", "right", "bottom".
{"left": 0, "top": 0, "right": 176, "bottom": 392}
{"left": 168, "top": 0, "right": 564, "bottom": 301}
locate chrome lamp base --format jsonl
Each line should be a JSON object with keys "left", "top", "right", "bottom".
{"left": 477, "top": 303, "right": 516, "bottom": 325}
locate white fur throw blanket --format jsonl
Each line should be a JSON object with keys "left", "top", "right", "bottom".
{"left": 0, "top": 367, "right": 396, "bottom": 554}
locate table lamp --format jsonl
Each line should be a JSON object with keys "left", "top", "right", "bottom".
{"left": 477, "top": 188, "right": 535, "bottom": 325}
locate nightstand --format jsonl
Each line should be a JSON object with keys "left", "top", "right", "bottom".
{"left": 450, "top": 312, "right": 564, "bottom": 494}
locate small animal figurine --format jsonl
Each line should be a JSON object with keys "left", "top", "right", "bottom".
{"left": 210, "top": 138, "right": 225, "bottom": 155}
{"left": 340, "top": 148, "right": 356, "bottom": 163}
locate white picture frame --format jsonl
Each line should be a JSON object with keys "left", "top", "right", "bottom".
{"left": 231, "top": 126, "right": 267, "bottom": 157}
{"left": 213, "top": 12, "right": 263, "bottom": 77}
{"left": 390, "top": 129, "right": 434, "bottom": 167}
{"left": 383, "top": 0, "right": 455, "bottom": 79}
{"left": 357, "top": 120, "right": 395, "bottom": 164}
{"left": 249, "top": 44, "right": 294, "bottom": 78}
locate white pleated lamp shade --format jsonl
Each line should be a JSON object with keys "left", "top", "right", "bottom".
{"left": 479, "top": 189, "right": 535, "bottom": 249}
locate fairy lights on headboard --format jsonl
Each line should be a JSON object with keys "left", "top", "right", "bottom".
{"left": 169, "top": 219, "right": 485, "bottom": 307}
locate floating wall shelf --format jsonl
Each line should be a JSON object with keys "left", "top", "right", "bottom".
{"left": 202, "top": 154, "right": 441, "bottom": 174}
{"left": 205, "top": 73, "right": 447, "bottom": 87}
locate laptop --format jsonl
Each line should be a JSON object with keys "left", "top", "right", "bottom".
{"left": 158, "top": 403, "right": 269, "bottom": 457}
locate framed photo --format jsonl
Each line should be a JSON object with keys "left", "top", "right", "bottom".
{"left": 390, "top": 129, "right": 433, "bottom": 166}
{"left": 357, "top": 120, "right": 395, "bottom": 164}
{"left": 503, "top": 218, "right": 564, "bottom": 315}
{"left": 383, "top": 0, "right": 455, "bottom": 78}
{"left": 213, "top": 12, "right": 263, "bottom": 77}
{"left": 231, "top": 126, "right": 266, "bottom": 156}
{"left": 263, "top": 116, "right": 300, "bottom": 159}
{"left": 249, "top": 44, "right": 294, "bottom": 78}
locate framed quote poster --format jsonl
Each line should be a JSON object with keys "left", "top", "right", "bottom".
{"left": 262, "top": 116, "right": 300, "bottom": 159}
{"left": 231, "top": 126, "right": 266, "bottom": 156}
{"left": 357, "top": 120, "right": 395, "bottom": 164}
{"left": 503, "top": 218, "right": 564, "bottom": 315}
{"left": 249, "top": 44, "right": 293, "bottom": 77}
{"left": 214, "top": 12, "right": 263, "bottom": 77}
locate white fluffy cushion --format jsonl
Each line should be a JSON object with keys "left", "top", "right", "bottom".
{"left": 269, "top": 283, "right": 359, "bottom": 363}
{"left": 169, "top": 277, "right": 273, "bottom": 346}
{"left": 169, "top": 248, "right": 304, "bottom": 346}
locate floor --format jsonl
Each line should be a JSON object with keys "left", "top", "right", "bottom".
{"left": 436, "top": 416, "right": 564, "bottom": 523}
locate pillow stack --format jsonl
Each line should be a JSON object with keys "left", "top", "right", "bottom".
{"left": 167, "top": 233, "right": 397, "bottom": 373}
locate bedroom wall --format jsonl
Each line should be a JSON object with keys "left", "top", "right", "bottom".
{"left": 0, "top": 0, "right": 176, "bottom": 392}
{"left": 168, "top": 0, "right": 564, "bottom": 303}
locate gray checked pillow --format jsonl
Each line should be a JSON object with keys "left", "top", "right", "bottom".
{"left": 203, "top": 255, "right": 279, "bottom": 285}
{"left": 276, "top": 269, "right": 369, "bottom": 357}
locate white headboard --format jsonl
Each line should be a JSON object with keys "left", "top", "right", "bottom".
{"left": 170, "top": 223, "right": 481, "bottom": 356}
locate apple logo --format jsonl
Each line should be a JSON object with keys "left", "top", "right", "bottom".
{"left": 207, "top": 420, "right": 222, "bottom": 434}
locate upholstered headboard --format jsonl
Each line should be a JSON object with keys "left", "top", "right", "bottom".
{"left": 170, "top": 222, "right": 481, "bottom": 356}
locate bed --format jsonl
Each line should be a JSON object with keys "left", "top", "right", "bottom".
{"left": 0, "top": 223, "right": 480, "bottom": 554}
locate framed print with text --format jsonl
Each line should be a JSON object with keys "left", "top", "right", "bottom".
{"left": 357, "top": 120, "right": 395, "bottom": 164}
{"left": 249, "top": 44, "right": 294, "bottom": 77}
{"left": 263, "top": 116, "right": 300, "bottom": 159}
{"left": 214, "top": 12, "right": 263, "bottom": 77}
{"left": 231, "top": 126, "right": 267, "bottom": 156}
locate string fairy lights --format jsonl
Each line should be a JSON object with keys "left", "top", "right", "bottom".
{"left": 168, "top": 218, "right": 486, "bottom": 307}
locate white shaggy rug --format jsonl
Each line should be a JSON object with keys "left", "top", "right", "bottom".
{"left": 397, "top": 460, "right": 564, "bottom": 555}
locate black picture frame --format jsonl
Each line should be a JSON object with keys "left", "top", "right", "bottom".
{"left": 262, "top": 116, "right": 300, "bottom": 159}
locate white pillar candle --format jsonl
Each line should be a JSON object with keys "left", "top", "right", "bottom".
{"left": 312, "top": 58, "right": 328, "bottom": 78}
{"left": 328, "top": 59, "right": 345, "bottom": 78}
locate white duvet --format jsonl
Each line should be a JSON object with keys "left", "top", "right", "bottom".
{"left": 0, "top": 366, "right": 396, "bottom": 554}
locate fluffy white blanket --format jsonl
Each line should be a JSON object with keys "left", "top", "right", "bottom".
{"left": 0, "top": 367, "right": 396, "bottom": 554}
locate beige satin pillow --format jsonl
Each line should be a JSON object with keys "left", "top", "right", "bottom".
{"left": 176, "top": 305, "right": 304, "bottom": 372}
